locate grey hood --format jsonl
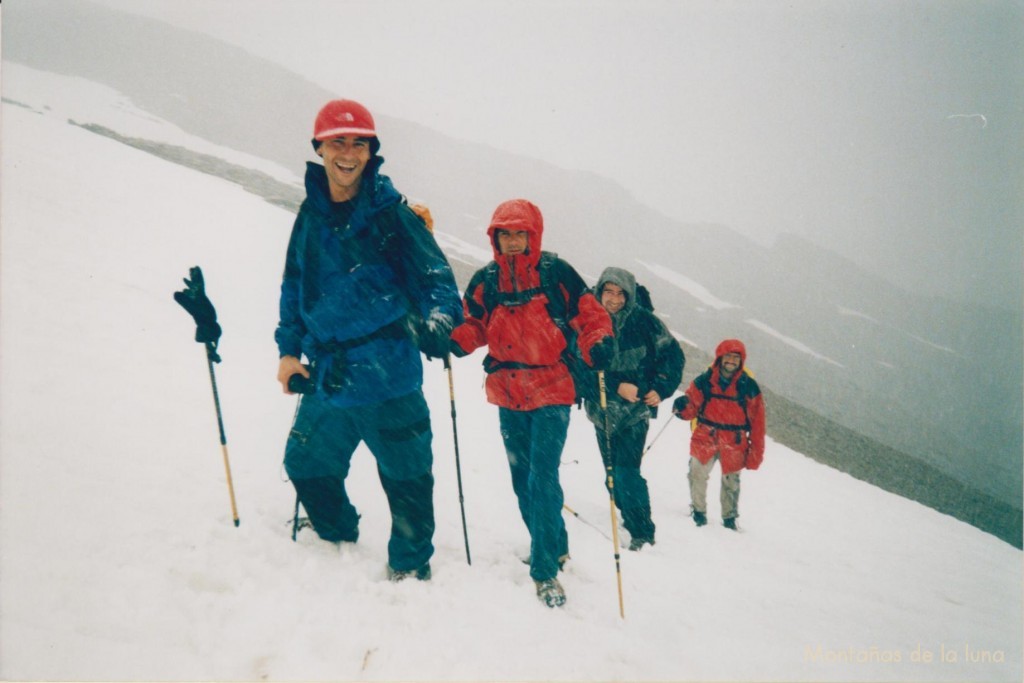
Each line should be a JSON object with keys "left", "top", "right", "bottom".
{"left": 596, "top": 266, "right": 638, "bottom": 325}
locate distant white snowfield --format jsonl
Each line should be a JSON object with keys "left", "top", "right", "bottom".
{"left": 1, "top": 64, "right": 1020, "bottom": 683}
{"left": 746, "top": 318, "right": 846, "bottom": 368}
{"left": 636, "top": 259, "right": 739, "bottom": 311}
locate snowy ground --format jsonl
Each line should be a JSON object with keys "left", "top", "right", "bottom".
{"left": 1, "top": 66, "right": 1021, "bottom": 683}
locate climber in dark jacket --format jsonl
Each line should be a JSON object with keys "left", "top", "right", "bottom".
{"left": 584, "top": 267, "right": 684, "bottom": 550}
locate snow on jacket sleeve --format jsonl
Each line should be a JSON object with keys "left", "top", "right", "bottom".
{"left": 274, "top": 210, "right": 308, "bottom": 358}
{"left": 387, "top": 204, "right": 464, "bottom": 328}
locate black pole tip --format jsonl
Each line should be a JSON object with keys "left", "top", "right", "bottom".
{"left": 234, "top": 519, "right": 240, "bottom": 527}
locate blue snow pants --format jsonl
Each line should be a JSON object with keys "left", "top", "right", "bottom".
{"left": 284, "top": 390, "right": 435, "bottom": 571}
{"left": 498, "top": 405, "right": 571, "bottom": 582}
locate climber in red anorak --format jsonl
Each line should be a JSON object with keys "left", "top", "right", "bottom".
{"left": 451, "top": 198, "right": 613, "bottom": 607}
{"left": 673, "top": 339, "right": 765, "bottom": 530}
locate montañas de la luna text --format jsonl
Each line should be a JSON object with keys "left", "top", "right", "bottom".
{"left": 804, "top": 643, "right": 1007, "bottom": 665}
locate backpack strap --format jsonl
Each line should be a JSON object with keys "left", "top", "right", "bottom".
{"left": 695, "top": 371, "right": 752, "bottom": 432}
{"left": 372, "top": 201, "right": 439, "bottom": 307}
{"left": 538, "top": 252, "right": 572, "bottom": 340}
{"left": 481, "top": 252, "right": 572, "bottom": 341}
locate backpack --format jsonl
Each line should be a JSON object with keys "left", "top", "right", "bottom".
{"left": 635, "top": 283, "right": 654, "bottom": 312}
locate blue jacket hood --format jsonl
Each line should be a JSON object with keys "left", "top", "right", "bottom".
{"left": 303, "top": 156, "right": 400, "bottom": 230}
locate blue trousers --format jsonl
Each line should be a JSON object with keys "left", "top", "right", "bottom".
{"left": 498, "top": 405, "right": 571, "bottom": 581}
{"left": 284, "top": 390, "right": 435, "bottom": 571}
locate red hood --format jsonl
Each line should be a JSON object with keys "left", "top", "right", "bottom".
{"left": 486, "top": 199, "right": 545, "bottom": 293}
{"left": 487, "top": 199, "right": 544, "bottom": 266}
{"left": 715, "top": 339, "right": 747, "bottom": 361}
{"left": 715, "top": 338, "right": 747, "bottom": 371}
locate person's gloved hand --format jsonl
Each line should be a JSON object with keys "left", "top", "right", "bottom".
{"left": 672, "top": 395, "right": 690, "bottom": 418}
{"left": 418, "top": 311, "right": 454, "bottom": 360}
{"left": 173, "top": 266, "right": 222, "bottom": 345}
{"left": 589, "top": 337, "right": 615, "bottom": 370}
{"left": 449, "top": 338, "right": 469, "bottom": 359}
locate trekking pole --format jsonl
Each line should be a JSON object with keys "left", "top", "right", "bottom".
{"left": 291, "top": 494, "right": 301, "bottom": 541}
{"left": 562, "top": 503, "right": 613, "bottom": 541}
{"left": 286, "top": 397, "right": 304, "bottom": 541}
{"left": 174, "top": 266, "right": 239, "bottom": 527}
{"left": 641, "top": 415, "right": 675, "bottom": 456}
{"left": 598, "top": 371, "right": 625, "bottom": 619}
{"left": 444, "top": 354, "right": 472, "bottom": 565}
{"left": 203, "top": 339, "right": 240, "bottom": 527}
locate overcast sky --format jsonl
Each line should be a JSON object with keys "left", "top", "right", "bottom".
{"left": 70, "top": 0, "right": 1024, "bottom": 307}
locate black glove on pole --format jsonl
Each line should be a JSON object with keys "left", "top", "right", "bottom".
{"left": 598, "top": 371, "right": 625, "bottom": 619}
{"left": 174, "top": 266, "right": 240, "bottom": 527}
{"left": 444, "top": 354, "right": 472, "bottom": 564}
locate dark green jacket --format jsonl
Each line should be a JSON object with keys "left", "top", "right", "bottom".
{"left": 584, "top": 267, "right": 685, "bottom": 433}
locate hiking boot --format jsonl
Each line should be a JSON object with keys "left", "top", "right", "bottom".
{"left": 534, "top": 578, "right": 566, "bottom": 608}
{"left": 723, "top": 518, "right": 738, "bottom": 531}
{"left": 692, "top": 510, "right": 707, "bottom": 527}
{"left": 628, "top": 537, "right": 655, "bottom": 551}
{"left": 386, "top": 562, "right": 431, "bottom": 582}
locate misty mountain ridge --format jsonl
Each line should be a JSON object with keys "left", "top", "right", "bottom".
{"left": 4, "top": 3, "right": 1020, "bottom": 527}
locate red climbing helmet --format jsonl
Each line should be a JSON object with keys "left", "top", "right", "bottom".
{"left": 313, "top": 99, "right": 377, "bottom": 141}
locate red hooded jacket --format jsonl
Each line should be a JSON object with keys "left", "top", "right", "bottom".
{"left": 451, "top": 199, "right": 612, "bottom": 410}
{"left": 676, "top": 339, "right": 766, "bottom": 474}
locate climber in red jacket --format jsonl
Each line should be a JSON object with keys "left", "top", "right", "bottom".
{"left": 673, "top": 339, "right": 765, "bottom": 530}
{"left": 450, "top": 198, "right": 613, "bottom": 607}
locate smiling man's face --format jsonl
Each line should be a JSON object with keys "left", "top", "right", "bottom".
{"left": 318, "top": 135, "right": 372, "bottom": 202}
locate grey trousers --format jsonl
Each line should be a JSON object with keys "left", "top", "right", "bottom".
{"left": 688, "top": 455, "right": 741, "bottom": 520}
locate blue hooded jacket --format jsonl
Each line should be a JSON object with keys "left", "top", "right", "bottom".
{"left": 275, "top": 158, "right": 463, "bottom": 407}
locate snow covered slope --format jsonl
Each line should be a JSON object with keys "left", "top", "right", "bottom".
{"left": 1, "top": 69, "right": 1020, "bottom": 683}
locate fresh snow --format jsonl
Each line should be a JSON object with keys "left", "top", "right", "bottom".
{"left": 1, "top": 67, "right": 1021, "bottom": 683}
